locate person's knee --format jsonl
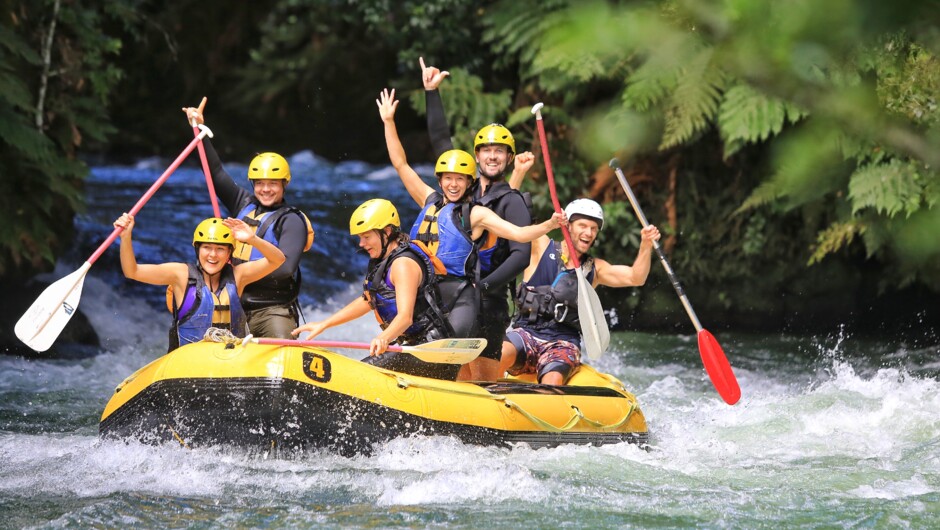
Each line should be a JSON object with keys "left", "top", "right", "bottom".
{"left": 499, "top": 338, "right": 519, "bottom": 372}
{"left": 538, "top": 361, "right": 572, "bottom": 385}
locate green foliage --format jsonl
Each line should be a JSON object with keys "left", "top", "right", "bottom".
{"left": 1, "top": 1, "right": 132, "bottom": 278}
{"left": 407, "top": 68, "right": 512, "bottom": 152}
{"left": 848, "top": 159, "right": 926, "bottom": 217}
{"left": 718, "top": 84, "right": 805, "bottom": 157}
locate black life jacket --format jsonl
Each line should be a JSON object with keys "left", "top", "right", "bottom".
{"left": 363, "top": 240, "right": 454, "bottom": 344}
{"left": 472, "top": 182, "right": 532, "bottom": 275}
{"left": 514, "top": 241, "right": 595, "bottom": 332}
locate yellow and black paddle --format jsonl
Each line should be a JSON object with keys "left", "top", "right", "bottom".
{"left": 251, "top": 337, "right": 487, "bottom": 365}
{"left": 610, "top": 158, "right": 741, "bottom": 405}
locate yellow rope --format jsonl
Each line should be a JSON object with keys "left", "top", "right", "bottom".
{"left": 390, "top": 373, "right": 638, "bottom": 432}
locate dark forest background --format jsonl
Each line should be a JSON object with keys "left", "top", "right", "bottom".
{"left": 2, "top": 0, "right": 939, "bottom": 343}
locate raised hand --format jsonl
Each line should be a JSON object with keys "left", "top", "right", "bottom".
{"left": 419, "top": 56, "right": 450, "bottom": 91}
{"left": 376, "top": 88, "right": 399, "bottom": 122}
{"left": 181, "top": 96, "right": 207, "bottom": 126}
{"left": 514, "top": 151, "right": 535, "bottom": 173}
{"left": 113, "top": 212, "right": 135, "bottom": 233}
{"left": 223, "top": 217, "right": 253, "bottom": 243}
{"left": 549, "top": 211, "right": 567, "bottom": 229}
{"left": 640, "top": 225, "right": 661, "bottom": 245}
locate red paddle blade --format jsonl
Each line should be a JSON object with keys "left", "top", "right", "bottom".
{"left": 698, "top": 329, "right": 741, "bottom": 405}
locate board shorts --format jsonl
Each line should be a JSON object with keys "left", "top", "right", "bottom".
{"left": 505, "top": 327, "right": 581, "bottom": 383}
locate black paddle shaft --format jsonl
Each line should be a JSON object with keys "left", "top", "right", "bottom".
{"left": 609, "top": 159, "right": 704, "bottom": 332}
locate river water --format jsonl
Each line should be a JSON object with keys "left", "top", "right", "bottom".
{"left": 2, "top": 152, "right": 939, "bottom": 528}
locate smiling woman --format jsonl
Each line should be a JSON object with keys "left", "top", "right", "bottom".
{"left": 112, "top": 214, "right": 284, "bottom": 352}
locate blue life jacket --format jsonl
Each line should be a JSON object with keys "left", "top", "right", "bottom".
{"left": 409, "top": 199, "right": 476, "bottom": 279}
{"left": 168, "top": 263, "right": 246, "bottom": 351}
{"left": 362, "top": 240, "right": 452, "bottom": 344}
{"left": 231, "top": 203, "right": 313, "bottom": 309}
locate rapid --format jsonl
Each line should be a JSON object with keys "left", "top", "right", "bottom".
{"left": 1, "top": 153, "right": 938, "bottom": 528}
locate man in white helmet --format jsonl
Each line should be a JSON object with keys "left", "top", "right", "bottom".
{"left": 500, "top": 198, "right": 661, "bottom": 385}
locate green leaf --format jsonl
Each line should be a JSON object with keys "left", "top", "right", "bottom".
{"left": 848, "top": 159, "right": 924, "bottom": 217}
{"left": 718, "top": 84, "right": 791, "bottom": 157}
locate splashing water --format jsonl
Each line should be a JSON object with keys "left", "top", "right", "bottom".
{"left": 2, "top": 159, "right": 939, "bottom": 528}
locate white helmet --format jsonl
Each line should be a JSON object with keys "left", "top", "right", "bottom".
{"left": 564, "top": 198, "right": 604, "bottom": 230}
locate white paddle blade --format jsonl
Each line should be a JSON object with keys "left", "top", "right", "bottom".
{"left": 576, "top": 268, "right": 609, "bottom": 360}
{"left": 402, "top": 338, "right": 488, "bottom": 364}
{"left": 14, "top": 263, "right": 91, "bottom": 352}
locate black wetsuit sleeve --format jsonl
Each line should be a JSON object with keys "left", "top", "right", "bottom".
{"left": 272, "top": 212, "right": 307, "bottom": 279}
{"left": 426, "top": 89, "right": 455, "bottom": 157}
{"left": 202, "top": 137, "right": 253, "bottom": 215}
{"left": 481, "top": 194, "right": 532, "bottom": 294}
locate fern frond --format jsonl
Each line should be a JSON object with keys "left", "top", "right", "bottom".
{"left": 717, "top": 84, "right": 789, "bottom": 157}
{"left": 848, "top": 159, "right": 924, "bottom": 217}
{"left": 659, "top": 46, "right": 726, "bottom": 150}
{"left": 808, "top": 220, "right": 864, "bottom": 264}
{"left": 623, "top": 60, "right": 678, "bottom": 112}
{"left": 735, "top": 180, "right": 783, "bottom": 214}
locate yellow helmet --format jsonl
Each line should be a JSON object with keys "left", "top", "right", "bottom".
{"left": 192, "top": 218, "right": 234, "bottom": 248}
{"left": 350, "top": 199, "right": 400, "bottom": 235}
{"left": 473, "top": 124, "right": 515, "bottom": 156}
{"left": 435, "top": 149, "right": 477, "bottom": 180}
{"left": 248, "top": 152, "right": 291, "bottom": 184}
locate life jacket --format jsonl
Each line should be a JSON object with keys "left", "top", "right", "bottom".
{"left": 473, "top": 182, "right": 532, "bottom": 275}
{"left": 232, "top": 203, "right": 314, "bottom": 309}
{"left": 515, "top": 241, "right": 595, "bottom": 333}
{"left": 231, "top": 203, "right": 314, "bottom": 263}
{"left": 362, "top": 241, "right": 453, "bottom": 344}
{"left": 167, "top": 263, "right": 246, "bottom": 352}
{"left": 409, "top": 199, "right": 476, "bottom": 279}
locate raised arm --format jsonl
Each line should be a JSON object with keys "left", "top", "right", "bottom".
{"left": 377, "top": 88, "right": 434, "bottom": 206}
{"left": 227, "top": 217, "right": 286, "bottom": 292}
{"left": 470, "top": 207, "right": 565, "bottom": 243}
{"left": 419, "top": 57, "right": 454, "bottom": 157}
{"left": 113, "top": 213, "right": 187, "bottom": 290}
{"left": 182, "top": 98, "right": 252, "bottom": 213}
{"left": 594, "top": 225, "right": 661, "bottom": 288}
{"left": 508, "top": 151, "right": 535, "bottom": 190}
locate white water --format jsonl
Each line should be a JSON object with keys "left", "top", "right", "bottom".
{"left": 2, "top": 277, "right": 939, "bottom": 528}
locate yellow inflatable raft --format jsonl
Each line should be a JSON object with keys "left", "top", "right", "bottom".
{"left": 99, "top": 341, "right": 648, "bottom": 454}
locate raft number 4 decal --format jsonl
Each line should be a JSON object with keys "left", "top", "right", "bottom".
{"left": 302, "top": 352, "right": 332, "bottom": 383}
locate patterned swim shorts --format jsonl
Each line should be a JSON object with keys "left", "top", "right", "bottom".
{"left": 505, "top": 327, "right": 581, "bottom": 383}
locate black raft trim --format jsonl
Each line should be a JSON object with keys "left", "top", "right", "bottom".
{"left": 99, "top": 377, "right": 648, "bottom": 455}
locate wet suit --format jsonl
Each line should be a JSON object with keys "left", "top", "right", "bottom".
{"left": 426, "top": 89, "right": 532, "bottom": 361}
{"left": 201, "top": 138, "right": 307, "bottom": 338}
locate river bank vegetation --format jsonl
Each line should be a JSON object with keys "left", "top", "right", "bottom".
{"left": 2, "top": 0, "right": 938, "bottom": 339}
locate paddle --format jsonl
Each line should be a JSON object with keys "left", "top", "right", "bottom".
{"left": 251, "top": 337, "right": 487, "bottom": 365}
{"left": 14, "top": 126, "right": 214, "bottom": 353}
{"left": 609, "top": 158, "right": 741, "bottom": 405}
{"left": 531, "top": 102, "right": 610, "bottom": 360}
{"left": 189, "top": 97, "right": 221, "bottom": 217}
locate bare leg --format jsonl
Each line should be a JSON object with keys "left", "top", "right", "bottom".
{"left": 498, "top": 340, "right": 518, "bottom": 375}
{"left": 540, "top": 371, "right": 564, "bottom": 385}
{"left": 468, "top": 357, "right": 502, "bottom": 381}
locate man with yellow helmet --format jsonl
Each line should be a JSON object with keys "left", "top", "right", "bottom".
{"left": 377, "top": 88, "right": 564, "bottom": 345}
{"left": 291, "top": 199, "right": 459, "bottom": 380}
{"left": 419, "top": 57, "right": 539, "bottom": 381}
{"left": 112, "top": 213, "right": 284, "bottom": 352}
{"left": 182, "top": 101, "right": 314, "bottom": 339}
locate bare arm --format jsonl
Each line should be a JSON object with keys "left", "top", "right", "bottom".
{"left": 369, "top": 257, "right": 422, "bottom": 355}
{"left": 470, "top": 207, "right": 565, "bottom": 243}
{"left": 508, "top": 151, "right": 535, "bottom": 190}
{"left": 594, "top": 225, "right": 661, "bottom": 287}
{"left": 377, "top": 88, "right": 434, "bottom": 206}
{"left": 521, "top": 236, "right": 551, "bottom": 282}
{"left": 113, "top": 213, "right": 187, "bottom": 292}
{"left": 227, "top": 218, "right": 286, "bottom": 293}
{"left": 291, "top": 297, "right": 372, "bottom": 339}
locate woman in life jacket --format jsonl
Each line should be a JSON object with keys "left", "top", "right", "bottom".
{"left": 113, "top": 213, "right": 285, "bottom": 352}
{"left": 291, "top": 199, "right": 459, "bottom": 380}
{"left": 377, "top": 88, "right": 564, "bottom": 338}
